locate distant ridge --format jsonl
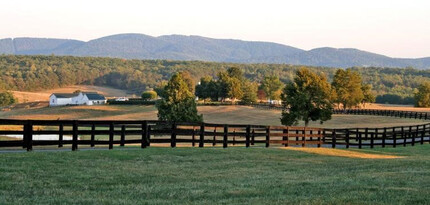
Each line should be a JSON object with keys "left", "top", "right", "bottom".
{"left": 0, "top": 33, "right": 429, "bottom": 69}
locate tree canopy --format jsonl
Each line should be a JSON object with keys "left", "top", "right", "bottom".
{"left": 261, "top": 76, "right": 284, "bottom": 101}
{"left": 332, "top": 69, "right": 364, "bottom": 109}
{"left": 0, "top": 91, "right": 16, "bottom": 106}
{"left": 414, "top": 82, "right": 430, "bottom": 107}
{"left": 281, "top": 68, "right": 333, "bottom": 126}
{"left": 156, "top": 73, "right": 202, "bottom": 122}
{"left": 0, "top": 55, "right": 428, "bottom": 105}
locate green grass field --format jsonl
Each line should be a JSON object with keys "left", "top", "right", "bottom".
{"left": 0, "top": 145, "right": 429, "bottom": 204}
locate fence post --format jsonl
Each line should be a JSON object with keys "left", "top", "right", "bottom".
{"left": 284, "top": 127, "right": 289, "bottom": 147}
{"left": 58, "top": 123, "right": 63, "bottom": 148}
{"left": 302, "top": 128, "right": 306, "bottom": 147}
{"left": 265, "top": 126, "right": 270, "bottom": 147}
{"left": 147, "top": 125, "right": 151, "bottom": 147}
{"left": 223, "top": 125, "right": 228, "bottom": 148}
{"left": 331, "top": 129, "right": 336, "bottom": 148}
{"left": 370, "top": 129, "right": 375, "bottom": 148}
{"left": 412, "top": 126, "right": 416, "bottom": 146}
{"left": 421, "top": 124, "right": 425, "bottom": 145}
{"left": 402, "top": 127, "right": 406, "bottom": 147}
{"left": 25, "top": 121, "right": 33, "bottom": 151}
{"left": 212, "top": 127, "right": 216, "bottom": 146}
{"left": 72, "top": 120, "right": 78, "bottom": 151}
{"left": 22, "top": 122, "right": 27, "bottom": 149}
{"left": 345, "top": 129, "right": 350, "bottom": 149}
{"left": 90, "top": 124, "right": 95, "bottom": 147}
{"left": 245, "top": 125, "right": 251, "bottom": 148}
{"left": 192, "top": 127, "right": 196, "bottom": 147}
{"left": 358, "top": 129, "right": 362, "bottom": 149}
{"left": 199, "top": 123, "right": 205, "bottom": 147}
{"left": 109, "top": 122, "right": 114, "bottom": 150}
{"left": 317, "top": 130, "right": 321, "bottom": 148}
{"left": 382, "top": 127, "right": 387, "bottom": 148}
{"left": 251, "top": 129, "right": 255, "bottom": 145}
{"left": 393, "top": 127, "right": 397, "bottom": 148}
{"left": 171, "top": 122, "right": 177, "bottom": 148}
{"left": 120, "top": 125, "right": 125, "bottom": 147}
{"left": 141, "top": 121, "right": 148, "bottom": 149}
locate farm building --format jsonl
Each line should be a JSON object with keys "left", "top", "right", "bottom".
{"left": 49, "top": 92, "right": 106, "bottom": 106}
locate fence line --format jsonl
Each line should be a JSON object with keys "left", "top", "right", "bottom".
{"left": 0, "top": 118, "right": 429, "bottom": 151}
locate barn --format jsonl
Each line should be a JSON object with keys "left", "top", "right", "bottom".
{"left": 49, "top": 92, "right": 106, "bottom": 106}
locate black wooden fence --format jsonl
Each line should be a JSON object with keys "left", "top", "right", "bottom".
{"left": 0, "top": 118, "right": 429, "bottom": 151}
{"left": 332, "top": 109, "right": 430, "bottom": 120}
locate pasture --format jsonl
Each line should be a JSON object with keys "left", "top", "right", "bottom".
{"left": 0, "top": 104, "right": 426, "bottom": 128}
{"left": 0, "top": 145, "right": 429, "bottom": 204}
{"left": 11, "top": 85, "right": 132, "bottom": 104}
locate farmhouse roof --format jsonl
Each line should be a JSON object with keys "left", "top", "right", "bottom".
{"left": 84, "top": 93, "right": 106, "bottom": 100}
{"left": 51, "top": 93, "right": 78, "bottom": 98}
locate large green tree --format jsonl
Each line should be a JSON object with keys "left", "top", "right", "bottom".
{"left": 156, "top": 73, "right": 202, "bottom": 122}
{"left": 414, "top": 82, "right": 430, "bottom": 107}
{"left": 261, "top": 75, "right": 284, "bottom": 101}
{"left": 196, "top": 76, "right": 219, "bottom": 101}
{"left": 332, "top": 69, "right": 364, "bottom": 109}
{"left": 361, "top": 84, "right": 375, "bottom": 107}
{"left": 281, "top": 68, "right": 333, "bottom": 126}
{"left": 240, "top": 82, "right": 258, "bottom": 105}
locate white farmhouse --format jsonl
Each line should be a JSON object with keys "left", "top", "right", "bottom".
{"left": 49, "top": 92, "right": 106, "bottom": 106}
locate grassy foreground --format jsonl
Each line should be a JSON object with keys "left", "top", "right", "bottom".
{"left": 1, "top": 145, "right": 430, "bottom": 204}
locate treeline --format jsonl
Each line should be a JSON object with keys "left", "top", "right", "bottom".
{"left": 1, "top": 55, "right": 430, "bottom": 104}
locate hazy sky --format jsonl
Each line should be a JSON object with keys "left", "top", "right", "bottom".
{"left": 0, "top": 0, "right": 429, "bottom": 58}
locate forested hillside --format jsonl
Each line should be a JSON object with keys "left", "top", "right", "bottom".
{"left": 0, "top": 55, "right": 428, "bottom": 103}
{"left": 1, "top": 34, "right": 429, "bottom": 68}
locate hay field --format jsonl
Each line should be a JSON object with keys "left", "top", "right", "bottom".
{"left": 11, "top": 85, "right": 133, "bottom": 103}
{"left": 0, "top": 105, "right": 426, "bottom": 128}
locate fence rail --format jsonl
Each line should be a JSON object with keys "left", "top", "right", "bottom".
{"left": 0, "top": 116, "right": 429, "bottom": 151}
{"left": 332, "top": 108, "right": 430, "bottom": 120}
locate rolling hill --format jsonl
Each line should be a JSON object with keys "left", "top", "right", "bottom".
{"left": 1, "top": 33, "right": 429, "bottom": 69}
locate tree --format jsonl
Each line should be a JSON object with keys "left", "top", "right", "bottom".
{"left": 141, "top": 91, "right": 158, "bottom": 101}
{"left": 261, "top": 75, "right": 284, "bottom": 101}
{"left": 281, "top": 68, "right": 333, "bottom": 126}
{"left": 240, "top": 82, "right": 258, "bottom": 105}
{"left": 361, "top": 84, "right": 375, "bottom": 107}
{"left": 156, "top": 73, "right": 202, "bottom": 122}
{"left": 331, "top": 69, "right": 364, "bottom": 109}
{"left": 154, "top": 82, "right": 167, "bottom": 99}
{"left": 0, "top": 91, "right": 17, "bottom": 106}
{"left": 414, "top": 82, "right": 430, "bottom": 107}
{"left": 227, "top": 67, "right": 244, "bottom": 81}
{"left": 216, "top": 71, "right": 230, "bottom": 101}
{"left": 227, "top": 77, "right": 243, "bottom": 102}
{"left": 196, "top": 76, "right": 219, "bottom": 101}
{"left": 257, "top": 89, "right": 266, "bottom": 102}
{"left": 179, "top": 71, "right": 195, "bottom": 94}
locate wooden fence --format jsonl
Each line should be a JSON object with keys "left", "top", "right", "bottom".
{"left": 332, "top": 109, "right": 430, "bottom": 120}
{"left": 0, "top": 118, "right": 429, "bottom": 151}
{"left": 0, "top": 119, "right": 323, "bottom": 151}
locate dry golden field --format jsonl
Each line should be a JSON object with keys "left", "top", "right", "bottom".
{"left": 0, "top": 104, "right": 426, "bottom": 129}
{"left": 11, "top": 85, "right": 133, "bottom": 103}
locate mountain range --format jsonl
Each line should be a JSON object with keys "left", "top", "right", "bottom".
{"left": 1, "top": 33, "right": 429, "bottom": 69}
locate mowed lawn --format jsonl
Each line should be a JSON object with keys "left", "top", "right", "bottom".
{"left": 0, "top": 105, "right": 427, "bottom": 128}
{"left": 0, "top": 145, "right": 429, "bottom": 204}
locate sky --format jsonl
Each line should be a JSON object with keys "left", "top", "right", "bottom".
{"left": 0, "top": 0, "right": 429, "bottom": 58}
